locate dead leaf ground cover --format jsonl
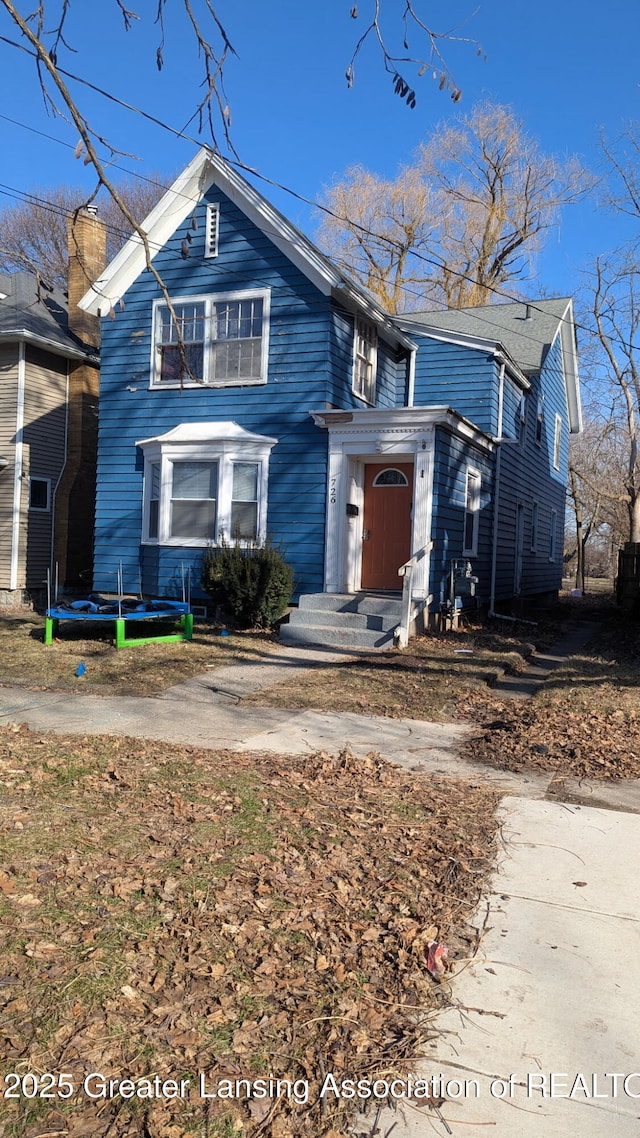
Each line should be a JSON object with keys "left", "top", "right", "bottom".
{"left": 0, "top": 610, "right": 275, "bottom": 696}
{"left": 0, "top": 726, "right": 498, "bottom": 1138}
{"left": 242, "top": 631, "right": 539, "bottom": 721}
{"left": 463, "top": 612, "right": 640, "bottom": 781}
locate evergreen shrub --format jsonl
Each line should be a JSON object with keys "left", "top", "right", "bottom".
{"left": 201, "top": 538, "right": 294, "bottom": 629}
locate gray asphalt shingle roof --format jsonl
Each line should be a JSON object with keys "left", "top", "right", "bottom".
{"left": 0, "top": 270, "right": 83, "bottom": 355}
{"left": 404, "top": 298, "right": 572, "bottom": 376}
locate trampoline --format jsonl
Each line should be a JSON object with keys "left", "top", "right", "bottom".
{"left": 44, "top": 596, "right": 194, "bottom": 649}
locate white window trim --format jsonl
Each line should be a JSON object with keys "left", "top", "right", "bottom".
{"left": 29, "top": 476, "right": 51, "bottom": 512}
{"left": 518, "top": 394, "right": 527, "bottom": 445}
{"left": 553, "top": 413, "right": 562, "bottom": 470}
{"left": 535, "top": 396, "right": 544, "bottom": 446}
{"left": 205, "top": 203, "right": 219, "bottom": 259}
{"left": 352, "top": 316, "right": 378, "bottom": 405}
{"left": 549, "top": 509, "right": 558, "bottom": 562}
{"left": 150, "top": 288, "right": 270, "bottom": 389}
{"left": 140, "top": 438, "right": 272, "bottom": 548}
{"left": 462, "top": 467, "right": 481, "bottom": 557}
{"left": 530, "top": 501, "right": 538, "bottom": 552}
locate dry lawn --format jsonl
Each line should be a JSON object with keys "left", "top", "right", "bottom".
{"left": 242, "top": 631, "right": 536, "bottom": 721}
{"left": 464, "top": 612, "right": 640, "bottom": 781}
{"left": 0, "top": 610, "right": 275, "bottom": 696}
{"left": 0, "top": 726, "right": 498, "bottom": 1138}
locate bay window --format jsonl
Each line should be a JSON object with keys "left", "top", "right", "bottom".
{"left": 138, "top": 422, "right": 276, "bottom": 547}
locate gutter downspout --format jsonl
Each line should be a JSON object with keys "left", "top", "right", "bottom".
{"left": 489, "top": 363, "right": 506, "bottom": 617}
{"left": 10, "top": 342, "right": 26, "bottom": 591}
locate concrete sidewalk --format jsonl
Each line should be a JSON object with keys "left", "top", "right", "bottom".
{"left": 390, "top": 798, "right": 640, "bottom": 1137}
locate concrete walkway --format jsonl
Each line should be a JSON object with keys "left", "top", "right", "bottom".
{"left": 0, "top": 625, "right": 639, "bottom": 1137}
{"left": 388, "top": 798, "right": 640, "bottom": 1137}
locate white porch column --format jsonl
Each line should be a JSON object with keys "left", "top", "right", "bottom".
{"left": 410, "top": 427, "right": 435, "bottom": 598}
{"left": 324, "top": 445, "right": 346, "bottom": 593}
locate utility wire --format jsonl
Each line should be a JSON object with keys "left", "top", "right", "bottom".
{"left": 0, "top": 37, "right": 633, "bottom": 354}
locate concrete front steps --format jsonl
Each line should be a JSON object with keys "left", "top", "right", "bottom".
{"left": 280, "top": 592, "right": 402, "bottom": 650}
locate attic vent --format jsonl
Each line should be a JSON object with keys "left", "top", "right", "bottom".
{"left": 205, "top": 203, "right": 219, "bottom": 259}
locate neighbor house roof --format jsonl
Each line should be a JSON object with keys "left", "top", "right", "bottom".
{"left": 400, "top": 298, "right": 582, "bottom": 433}
{"left": 0, "top": 271, "right": 94, "bottom": 361}
{"left": 77, "top": 148, "right": 416, "bottom": 353}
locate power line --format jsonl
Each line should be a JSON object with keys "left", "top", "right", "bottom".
{"left": 0, "top": 37, "right": 634, "bottom": 354}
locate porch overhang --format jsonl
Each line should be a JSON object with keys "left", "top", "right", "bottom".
{"left": 311, "top": 406, "right": 495, "bottom": 453}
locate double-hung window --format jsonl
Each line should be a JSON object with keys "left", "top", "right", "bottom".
{"left": 170, "top": 461, "right": 218, "bottom": 541}
{"left": 463, "top": 468, "right": 481, "bottom": 556}
{"left": 352, "top": 317, "right": 377, "bottom": 404}
{"left": 138, "top": 423, "right": 276, "bottom": 547}
{"left": 156, "top": 302, "right": 205, "bottom": 384}
{"left": 151, "top": 289, "right": 270, "bottom": 388}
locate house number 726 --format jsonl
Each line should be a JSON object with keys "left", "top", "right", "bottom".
{"left": 329, "top": 476, "right": 337, "bottom": 505}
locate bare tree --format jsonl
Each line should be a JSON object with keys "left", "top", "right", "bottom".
{"left": 318, "top": 102, "right": 590, "bottom": 313}
{"left": 601, "top": 124, "right": 640, "bottom": 221}
{"left": 317, "top": 164, "right": 441, "bottom": 312}
{"left": 0, "top": 177, "right": 170, "bottom": 289}
{"left": 588, "top": 252, "right": 640, "bottom": 543}
{"left": 566, "top": 417, "right": 622, "bottom": 589}
{"left": 0, "top": 0, "right": 484, "bottom": 372}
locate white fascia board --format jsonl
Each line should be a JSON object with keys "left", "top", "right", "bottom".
{"left": 311, "top": 405, "right": 494, "bottom": 452}
{"left": 399, "top": 320, "right": 530, "bottom": 389}
{"left": 555, "top": 299, "right": 582, "bottom": 434}
{"left": 0, "top": 330, "right": 95, "bottom": 363}
{"left": 79, "top": 149, "right": 211, "bottom": 315}
{"left": 78, "top": 147, "right": 416, "bottom": 351}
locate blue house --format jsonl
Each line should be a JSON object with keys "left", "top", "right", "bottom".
{"left": 79, "top": 149, "right": 581, "bottom": 647}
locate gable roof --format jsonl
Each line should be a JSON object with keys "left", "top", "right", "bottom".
{"left": 401, "top": 298, "right": 582, "bottom": 433}
{"left": 78, "top": 148, "right": 415, "bottom": 352}
{"left": 0, "top": 271, "right": 93, "bottom": 361}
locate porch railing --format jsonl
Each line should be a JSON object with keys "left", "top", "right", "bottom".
{"left": 396, "top": 542, "right": 432, "bottom": 648}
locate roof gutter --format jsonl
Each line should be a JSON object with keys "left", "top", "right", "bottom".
{"left": 0, "top": 330, "right": 97, "bottom": 364}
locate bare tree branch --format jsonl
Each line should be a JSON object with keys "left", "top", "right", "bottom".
{"left": 318, "top": 103, "right": 591, "bottom": 312}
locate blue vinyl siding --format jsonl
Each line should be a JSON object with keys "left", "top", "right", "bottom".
{"left": 429, "top": 429, "right": 493, "bottom": 609}
{"left": 94, "top": 183, "right": 333, "bottom": 600}
{"left": 492, "top": 337, "right": 568, "bottom": 601}
{"left": 412, "top": 337, "right": 498, "bottom": 434}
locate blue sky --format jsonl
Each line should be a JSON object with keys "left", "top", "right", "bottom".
{"left": 1, "top": 0, "right": 638, "bottom": 300}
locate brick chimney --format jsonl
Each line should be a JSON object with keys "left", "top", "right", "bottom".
{"left": 53, "top": 206, "right": 107, "bottom": 589}
{"left": 67, "top": 205, "right": 107, "bottom": 346}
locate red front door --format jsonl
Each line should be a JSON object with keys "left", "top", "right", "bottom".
{"left": 361, "top": 462, "right": 413, "bottom": 590}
